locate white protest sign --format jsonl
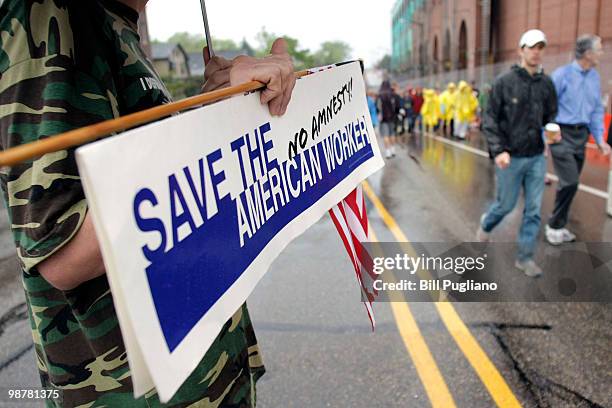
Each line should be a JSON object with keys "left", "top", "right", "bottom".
{"left": 76, "top": 61, "right": 384, "bottom": 402}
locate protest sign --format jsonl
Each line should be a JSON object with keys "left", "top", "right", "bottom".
{"left": 76, "top": 61, "right": 384, "bottom": 401}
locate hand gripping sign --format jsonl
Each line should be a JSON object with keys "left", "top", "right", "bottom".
{"left": 75, "top": 61, "right": 384, "bottom": 402}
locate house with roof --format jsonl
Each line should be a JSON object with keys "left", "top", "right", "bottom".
{"left": 186, "top": 52, "right": 205, "bottom": 77}
{"left": 187, "top": 42, "right": 256, "bottom": 78}
{"left": 186, "top": 50, "right": 246, "bottom": 77}
{"left": 151, "top": 43, "right": 190, "bottom": 79}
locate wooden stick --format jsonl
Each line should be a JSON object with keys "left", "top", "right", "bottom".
{"left": 0, "top": 70, "right": 310, "bottom": 167}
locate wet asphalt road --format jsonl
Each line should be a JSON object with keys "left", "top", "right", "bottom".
{"left": 0, "top": 130, "right": 610, "bottom": 407}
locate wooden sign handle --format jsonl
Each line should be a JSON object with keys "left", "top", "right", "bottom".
{"left": 0, "top": 70, "right": 310, "bottom": 167}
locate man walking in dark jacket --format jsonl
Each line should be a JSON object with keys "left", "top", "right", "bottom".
{"left": 477, "top": 29, "right": 558, "bottom": 277}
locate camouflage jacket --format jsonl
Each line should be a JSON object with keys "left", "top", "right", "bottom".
{"left": 0, "top": 1, "right": 264, "bottom": 406}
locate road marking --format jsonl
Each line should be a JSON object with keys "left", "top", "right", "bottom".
{"left": 434, "top": 302, "right": 522, "bottom": 407}
{"left": 426, "top": 133, "right": 608, "bottom": 200}
{"left": 543, "top": 173, "right": 607, "bottom": 199}
{"left": 363, "top": 180, "right": 523, "bottom": 408}
{"left": 429, "top": 134, "right": 490, "bottom": 159}
{"left": 368, "top": 227, "right": 457, "bottom": 408}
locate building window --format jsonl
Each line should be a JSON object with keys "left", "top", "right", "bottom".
{"left": 458, "top": 21, "right": 468, "bottom": 70}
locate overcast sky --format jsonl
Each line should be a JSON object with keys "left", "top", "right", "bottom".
{"left": 146, "top": 0, "right": 395, "bottom": 67}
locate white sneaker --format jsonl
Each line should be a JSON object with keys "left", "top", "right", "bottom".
{"left": 545, "top": 225, "right": 564, "bottom": 246}
{"left": 385, "top": 149, "right": 392, "bottom": 159}
{"left": 515, "top": 259, "right": 542, "bottom": 277}
{"left": 559, "top": 228, "right": 576, "bottom": 242}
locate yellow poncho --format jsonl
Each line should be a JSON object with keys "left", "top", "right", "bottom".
{"left": 439, "top": 83, "right": 457, "bottom": 122}
{"left": 421, "top": 89, "right": 441, "bottom": 127}
{"left": 455, "top": 81, "right": 479, "bottom": 122}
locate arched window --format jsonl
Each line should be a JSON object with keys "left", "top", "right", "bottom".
{"left": 458, "top": 21, "right": 468, "bottom": 70}
{"left": 433, "top": 36, "right": 439, "bottom": 74}
{"left": 443, "top": 29, "right": 451, "bottom": 71}
{"left": 419, "top": 42, "right": 427, "bottom": 76}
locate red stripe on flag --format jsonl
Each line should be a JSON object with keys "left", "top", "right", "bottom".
{"left": 329, "top": 185, "right": 376, "bottom": 329}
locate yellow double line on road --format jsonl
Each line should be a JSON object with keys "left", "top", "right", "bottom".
{"left": 362, "top": 180, "right": 522, "bottom": 408}
{"left": 368, "top": 227, "right": 457, "bottom": 407}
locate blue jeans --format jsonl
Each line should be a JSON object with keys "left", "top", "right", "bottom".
{"left": 481, "top": 154, "right": 546, "bottom": 262}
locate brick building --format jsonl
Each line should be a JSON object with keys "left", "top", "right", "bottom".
{"left": 391, "top": 0, "right": 612, "bottom": 80}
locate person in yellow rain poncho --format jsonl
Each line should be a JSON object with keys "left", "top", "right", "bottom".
{"left": 439, "top": 82, "right": 457, "bottom": 137}
{"left": 454, "top": 80, "right": 479, "bottom": 139}
{"left": 421, "top": 89, "right": 441, "bottom": 134}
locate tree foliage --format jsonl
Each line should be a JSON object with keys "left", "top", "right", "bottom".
{"left": 158, "top": 29, "right": 352, "bottom": 71}
{"left": 313, "top": 41, "right": 352, "bottom": 66}
{"left": 376, "top": 54, "right": 391, "bottom": 71}
{"left": 254, "top": 27, "right": 351, "bottom": 70}
{"left": 161, "top": 32, "right": 240, "bottom": 53}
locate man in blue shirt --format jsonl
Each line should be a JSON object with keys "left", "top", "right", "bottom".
{"left": 546, "top": 35, "right": 611, "bottom": 245}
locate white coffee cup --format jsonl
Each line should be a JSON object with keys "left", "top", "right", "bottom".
{"left": 545, "top": 123, "right": 561, "bottom": 144}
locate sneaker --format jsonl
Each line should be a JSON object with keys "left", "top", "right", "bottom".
{"left": 476, "top": 214, "right": 490, "bottom": 242}
{"left": 385, "top": 149, "right": 392, "bottom": 159}
{"left": 559, "top": 228, "right": 576, "bottom": 242}
{"left": 515, "top": 259, "right": 542, "bottom": 277}
{"left": 391, "top": 146, "right": 396, "bottom": 157}
{"left": 545, "top": 224, "right": 563, "bottom": 246}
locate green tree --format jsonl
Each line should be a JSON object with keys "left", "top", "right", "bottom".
{"left": 255, "top": 27, "right": 316, "bottom": 70}
{"left": 376, "top": 54, "right": 391, "bottom": 71}
{"left": 214, "top": 38, "right": 240, "bottom": 52}
{"left": 312, "top": 41, "right": 352, "bottom": 66}
{"left": 165, "top": 32, "right": 204, "bottom": 53}
{"left": 255, "top": 27, "right": 276, "bottom": 56}
{"left": 239, "top": 38, "right": 255, "bottom": 56}
{"left": 163, "top": 32, "right": 241, "bottom": 53}
{"left": 164, "top": 29, "right": 353, "bottom": 72}
{"left": 283, "top": 36, "right": 314, "bottom": 70}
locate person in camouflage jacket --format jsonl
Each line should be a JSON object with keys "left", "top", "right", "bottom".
{"left": 0, "top": 0, "right": 295, "bottom": 406}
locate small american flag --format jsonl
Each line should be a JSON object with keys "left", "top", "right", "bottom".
{"left": 328, "top": 185, "right": 377, "bottom": 329}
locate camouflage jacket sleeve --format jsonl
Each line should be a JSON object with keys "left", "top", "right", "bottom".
{"left": 0, "top": 0, "right": 118, "bottom": 272}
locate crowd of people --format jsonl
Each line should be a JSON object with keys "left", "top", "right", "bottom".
{"left": 1, "top": 0, "right": 610, "bottom": 403}
{"left": 370, "top": 29, "right": 609, "bottom": 278}
{"left": 367, "top": 79, "right": 487, "bottom": 158}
